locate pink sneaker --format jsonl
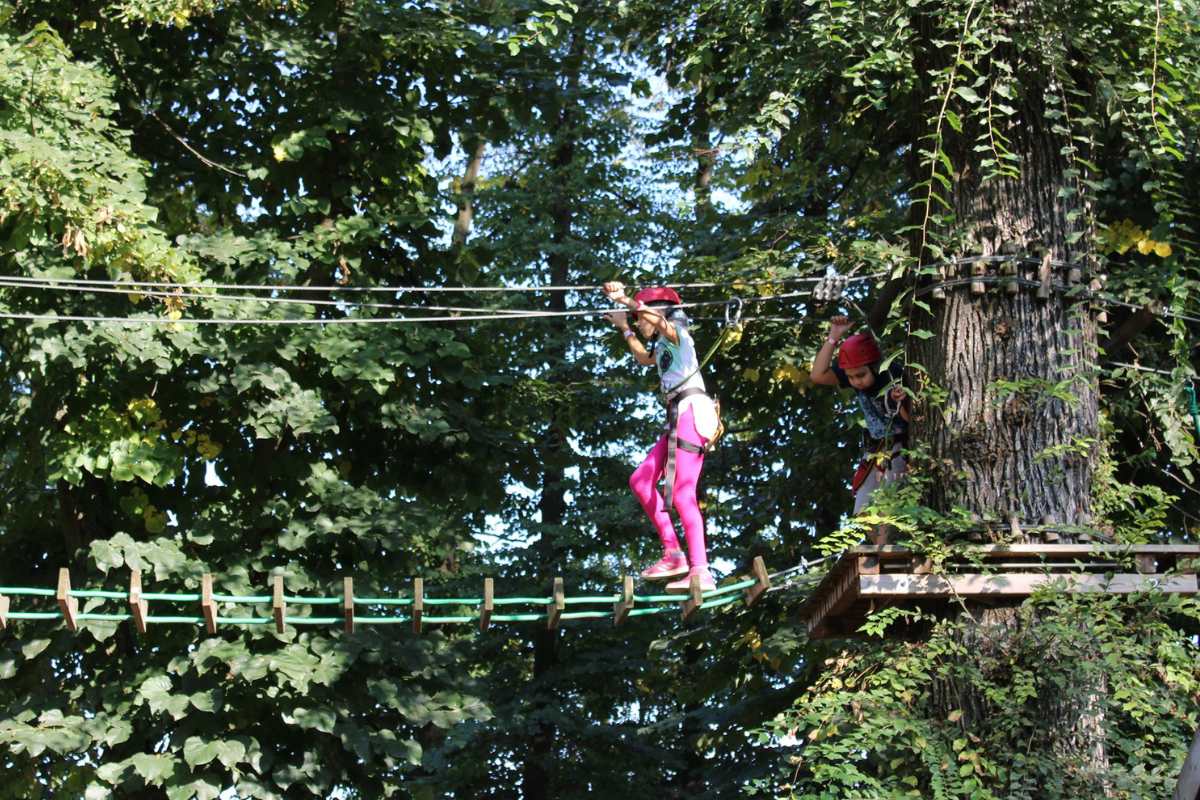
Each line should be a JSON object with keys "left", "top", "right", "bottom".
{"left": 640, "top": 551, "right": 689, "bottom": 581}
{"left": 667, "top": 566, "right": 716, "bottom": 594}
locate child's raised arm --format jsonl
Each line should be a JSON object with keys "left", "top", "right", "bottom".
{"left": 603, "top": 281, "right": 678, "bottom": 345}
{"left": 603, "top": 283, "right": 656, "bottom": 365}
{"left": 811, "top": 315, "right": 853, "bottom": 386}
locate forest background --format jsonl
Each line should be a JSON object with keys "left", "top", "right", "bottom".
{"left": 0, "top": 0, "right": 1198, "bottom": 798}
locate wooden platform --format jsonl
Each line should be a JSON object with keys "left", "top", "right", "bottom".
{"left": 802, "top": 544, "right": 1200, "bottom": 639}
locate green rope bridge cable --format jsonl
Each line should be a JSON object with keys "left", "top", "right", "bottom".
{"left": 0, "top": 557, "right": 810, "bottom": 634}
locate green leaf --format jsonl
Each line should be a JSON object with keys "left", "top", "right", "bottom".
{"left": 130, "top": 753, "right": 176, "bottom": 785}
{"left": 22, "top": 639, "right": 51, "bottom": 659}
{"left": 183, "top": 736, "right": 221, "bottom": 768}
{"left": 953, "top": 86, "right": 982, "bottom": 104}
{"left": 95, "top": 762, "right": 127, "bottom": 785}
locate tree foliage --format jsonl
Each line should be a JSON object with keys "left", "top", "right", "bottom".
{"left": 0, "top": 0, "right": 1196, "bottom": 798}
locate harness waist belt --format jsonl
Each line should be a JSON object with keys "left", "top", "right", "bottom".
{"left": 665, "top": 385, "right": 707, "bottom": 409}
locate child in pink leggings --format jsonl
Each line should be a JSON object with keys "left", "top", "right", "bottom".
{"left": 603, "top": 281, "right": 719, "bottom": 592}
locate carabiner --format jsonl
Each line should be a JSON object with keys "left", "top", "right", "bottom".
{"left": 725, "top": 297, "right": 744, "bottom": 327}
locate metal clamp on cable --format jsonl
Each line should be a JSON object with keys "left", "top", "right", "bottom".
{"left": 813, "top": 267, "right": 847, "bottom": 304}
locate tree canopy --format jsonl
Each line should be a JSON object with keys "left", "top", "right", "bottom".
{"left": 0, "top": 1, "right": 1197, "bottom": 798}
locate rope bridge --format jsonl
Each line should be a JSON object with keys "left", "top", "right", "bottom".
{"left": 0, "top": 557, "right": 784, "bottom": 635}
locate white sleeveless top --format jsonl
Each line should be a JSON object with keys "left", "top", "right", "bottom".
{"left": 653, "top": 319, "right": 719, "bottom": 441}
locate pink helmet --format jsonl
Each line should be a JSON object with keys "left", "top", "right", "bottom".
{"left": 838, "top": 332, "right": 882, "bottom": 370}
{"left": 633, "top": 286, "right": 682, "bottom": 306}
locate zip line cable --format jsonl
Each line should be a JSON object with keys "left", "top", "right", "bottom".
{"left": 0, "top": 289, "right": 825, "bottom": 326}
{"left": 0, "top": 273, "right": 881, "bottom": 295}
{"left": 0, "top": 277, "right": 536, "bottom": 316}
{"left": 2, "top": 266, "right": 1194, "bottom": 328}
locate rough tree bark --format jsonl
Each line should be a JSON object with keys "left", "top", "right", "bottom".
{"left": 904, "top": 1, "right": 1110, "bottom": 791}
{"left": 452, "top": 136, "right": 487, "bottom": 250}
{"left": 522, "top": 33, "right": 583, "bottom": 800}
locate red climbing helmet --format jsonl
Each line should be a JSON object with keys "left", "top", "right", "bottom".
{"left": 838, "top": 332, "right": 882, "bottom": 370}
{"left": 633, "top": 286, "right": 682, "bottom": 306}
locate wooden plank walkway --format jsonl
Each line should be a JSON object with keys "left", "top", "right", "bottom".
{"left": 802, "top": 544, "right": 1200, "bottom": 639}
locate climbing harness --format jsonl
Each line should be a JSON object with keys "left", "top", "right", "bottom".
{"left": 644, "top": 297, "right": 744, "bottom": 511}
{"left": 835, "top": 329, "right": 907, "bottom": 499}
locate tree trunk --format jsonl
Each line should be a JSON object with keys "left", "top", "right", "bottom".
{"left": 692, "top": 80, "right": 714, "bottom": 225}
{"left": 909, "top": 5, "right": 1099, "bottom": 534}
{"left": 905, "top": 1, "right": 1110, "bottom": 791}
{"left": 521, "top": 34, "right": 582, "bottom": 800}
{"left": 452, "top": 137, "right": 487, "bottom": 250}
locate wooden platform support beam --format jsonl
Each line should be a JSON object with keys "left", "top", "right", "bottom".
{"left": 614, "top": 576, "right": 634, "bottom": 626}
{"left": 272, "top": 575, "right": 285, "bottom": 634}
{"left": 342, "top": 577, "right": 354, "bottom": 633}
{"left": 412, "top": 578, "right": 423, "bottom": 635}
{"left": 681, "top": 574, "right": 703, "bottom": 621}
{"left": 744, "top": 557, "right": 770, "bottom": 606}
{"left": 129, "top": 570, "right": 148, "bottom": 635}
{"left": 857, "top": 572, "right": 1197, "bottom": 598}
{"left": 200, "top": 574, "right": 217, "bottom": 634}
{"left": 802, "top": 544, "right": 1200, "bottom": 639}
{"left": 547, "top": 578, "right": 564, "bottom": 630}
{"left": 57, "top": 568, "right": 78, "bottom": 632}
{"left": 0, "top": 595, "right": 8, "bottom": 630}
{"left": 480, "top": 578, "right": 493, "bottom": 632}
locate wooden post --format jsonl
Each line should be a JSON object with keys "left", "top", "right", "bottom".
{"left": 970, "top": 260, "right": 987, "bottom": 295}
{"left": 0, "top": 595, "right": 8, "bottom": 630}
{"left": 480, "top": 578, "right": 493, "bottom": 633}
{"left": 1037, "top": 252, "right": 1053, "bottom": 299}
{"left": 1001, "top": 258, "right": 1019, "bottom": 294}
{"left": 546, "top": 577, "right": 564, "bottom": 630}
{"left": 272, "top": 575, "right": 285, "bottom": 634}
{"left": 614, "top": 576, "right": 634, "bottom": 626}
{"left": 342, "top": 577, "right": 354, "bottom": 633}
{"left": 412, "top": 577, "right": 423, "bottom": 635}
{"left": 744, "top": 557, "right": 770, "bottom": 606}
{"left": 681, "top": 574, "right": 703, "bottom": 621}
{"left": 1009, "top": 514, "right": 1024, "bottom": 543}
{"left": 129, "top": 569, "right": 148, "bottom": 635}
{"left": 932, "top": 263, "right": 947, "bottom": 300}
{"left": 57, "top": 568, "right": 78, "bottom": 632}
{"left": 201, "top": 574, "right": 217, "bottom": 634}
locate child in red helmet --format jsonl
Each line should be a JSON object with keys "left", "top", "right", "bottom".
{"left": 811, "top": 315, "right": 909, "bottom": 539}
{"left": 602, "top": 280, "right": 719, "bottom": 592}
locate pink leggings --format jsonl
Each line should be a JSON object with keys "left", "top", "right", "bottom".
{"left": 629, "top": 407, "right": 708, "bottom": 568}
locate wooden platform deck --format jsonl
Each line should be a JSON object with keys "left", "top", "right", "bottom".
{"left": 801, "top": 544, "right": 1200, "bottom": 639}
